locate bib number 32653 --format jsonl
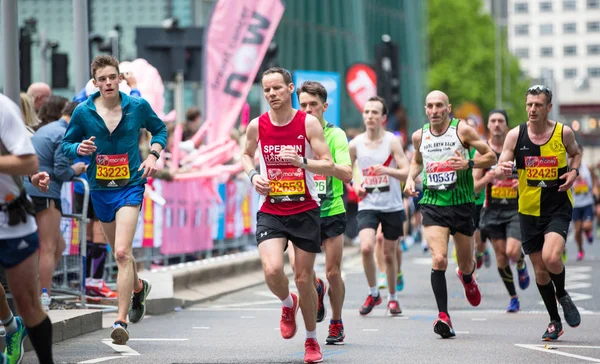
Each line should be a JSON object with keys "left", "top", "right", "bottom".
{"left": 96, "top": 153, "right": 130, "bottom": 188}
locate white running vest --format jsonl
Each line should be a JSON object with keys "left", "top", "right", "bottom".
{"left": 572, "top": 163, "right": 594, "bottom": 208}
{"left": 355, "top": 132, "right": 404, "bottom": 212}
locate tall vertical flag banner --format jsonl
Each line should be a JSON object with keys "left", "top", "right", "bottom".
{"left": 204, "top": 0, "right": 285, "bottom": 142}
{"left": 292, "top": 70, "right": 341, "bottom": 127}
{"left": 345, "top": 63, "right": 377, "bottom": 112}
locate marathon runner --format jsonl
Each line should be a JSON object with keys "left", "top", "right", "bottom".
{"left": 570, "top": 148, "right": 595, "bottom": 260}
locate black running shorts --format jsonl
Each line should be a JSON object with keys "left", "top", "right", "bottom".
{"left": 519, "top": 212, "right": 571, "bottom": 255}
{"left": 320, "top": 213, "right": 346, "bottom": 242}
{"left": 73, "top": 192, "right": 97, "bottom": 220}
{"left": 357, "top": 209, "right": 405, "bottom": 241}
{"left": 421, "top": 203, "right": 475, "bottom": 237}
{"left": 480, "top": 208, "right": 521, "bottom": 241}
{"left": 256, "top": 208, "right": 321, "bottom": 253}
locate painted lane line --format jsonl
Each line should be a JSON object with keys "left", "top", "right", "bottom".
{"left": 455, "top": 331, "right": 470, "bottom": 334}
{"left": 240, "top": 315, "right": 256, "bottom": 319}
{"left": 78, "top": 356, "right": 126, "bottom": 364}
{"left": 471, "top": 318, "right": 487, "bottom": 321}
{"left": 126, "top": 338, "right": 189, "bottom": 341}
{"left": 101, "top": 340, "right": 140, "bottom": 356}
{"left": 193, "top": 327, "right": 211, "bottom": 329}
{"left": 362, "top": 329, "right": 379, "bottom": 332}
{"left": 515, "top": 344, "right": 600, "bottom": 363}
{"left": 209, "top": 299, "right": 280, "bottom": 308}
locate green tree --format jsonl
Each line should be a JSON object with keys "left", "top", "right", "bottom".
{"left": 428, "top": 0, "right": 530, "bottom": 127}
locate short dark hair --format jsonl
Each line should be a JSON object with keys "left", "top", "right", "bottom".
{"left": 296, "top": 81, "right": 327, "bottom": 104}
{"left": 185, "top": 106, "right": 201, "bottom": 122}
{"left": 91, "top": 55, "right": 120, "bottom": 79}
{"left": 367, "top": 96, "right": 388, "bottom": 115}
{"left": 61, "top": 101, "right": 79, "bottom": 117}
{"left": 526, "top": 85, "right": 553, "bottom": 105}
{"left": 37, "top": 95, "right": 68, "bottom": 127}
{"left": 262, "top": 67, "right": 293, "bottom": 85}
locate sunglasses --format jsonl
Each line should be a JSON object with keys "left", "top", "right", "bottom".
{"left": 527, "top": 85, "right": 552, "bottom": 97}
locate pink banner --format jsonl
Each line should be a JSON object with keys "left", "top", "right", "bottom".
{"left": 204, "top": 0, "right": 285, "bottom": 142}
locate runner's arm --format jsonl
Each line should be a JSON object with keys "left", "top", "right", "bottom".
{"left": 304, "top": 115, "right": 335, "bottom": 175}
{"left": 494, "top": 127, "right": 519, "bottom": 180}
{"left": 61, "top": 107, "right": 86, "bottom": 160}
{"left": 141, "top": 99, "right": 167, "bottom": 154}
{"left": 0, "top": 103, "right": 39, "bottom": 175}
{"left": 388, "top": 136, "right": 410, "bottom": 182}
{"left": 563, "top": 125, "right": 581, "bottom": 171}
{"left": 472, "top": 150, "right": 494, "bottom": 195}
{"left": 330, "top": 128, "right": 352, "bottom": 183}
{"left": 459, "top": 123, "right": 496, "bottom": 169}
{"left": 242, "top": 119, "right": 259, "bottom": 175}
{"left": 406, "top": 130, "right": 424, "bottom": 184}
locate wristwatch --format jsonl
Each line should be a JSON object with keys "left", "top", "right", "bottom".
{"left": 572, "top": 168, "right": 579, "bottom": 177}
{"left": 467, "top": 160, "right": 475, "bottom": 169}
{"left": 149, "top": 150, "right": 161, "bottom": 160}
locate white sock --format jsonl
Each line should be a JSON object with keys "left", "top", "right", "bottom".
{"left": 369, "top": 286, "right": 379, "bottom": 297}
{"left": 1, "top": 313, "right": 18, "bottom": 335}
{"left": 85, "top": 277, "right": 93, "bottom": 286}
{"left": 306, "top": 329, "right": 317, "bottom": 339}
{"left": 389, "top": 293, "right": 398, "bottom": 301}
{"left": 281, "top": 294, "right": 294, "bottom": 308}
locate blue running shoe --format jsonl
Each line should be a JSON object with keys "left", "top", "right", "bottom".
{"left": 377, "top": 272, "right": 387, "bottom": 289}
{"left": 4, "top": 316, "right": 26, "bottom": 364}
{"left": 506, "top": 297, "right": 520, "bottom": 313}
{"left": 400, "top": 240, "right": 408, "bottom": 252}
{"left": 396, "top": 272, "right": 404, "bottom": 292}
{"left": 517, "top": 262, "right": 530, "bottom": 290}
{"left": 483, "top": 249, "right": 491, "bottom": 268}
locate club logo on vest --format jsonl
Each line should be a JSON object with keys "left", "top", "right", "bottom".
{"left": 550, "top": 140, "right": 564, "bottom": 153}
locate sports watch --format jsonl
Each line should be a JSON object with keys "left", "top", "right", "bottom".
{"left": 149, "top": 150, "right": 161, "bottom": 160}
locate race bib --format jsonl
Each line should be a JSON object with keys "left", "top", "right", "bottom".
{"left": 362, "top": 167, "right": 390, "bottom": 193}
{"left": 314, "top": 174, "right": 327, "bottom": 198}
{"left": 425, "top": 161, "right": 457, "bottom": 190}
{"left": 573, "top": 178, "right": 589, "bottom": 195}
{"left": 524, "top": 156, "right": 558, "bottom": 187}
{"left": 96, "top": 154, "right": 130, "bottom": 188}
{"left": 268, "top": 167, "right": 306, "bottom": 203}
{"left": 491, "top": 179, "right": 518, "bottom": 200}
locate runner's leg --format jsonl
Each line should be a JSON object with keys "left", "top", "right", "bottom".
{"left": 323, "top": 234, "right": 344, "bottom": 321}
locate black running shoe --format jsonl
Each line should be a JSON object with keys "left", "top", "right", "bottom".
{"left": 558, "top": 294, "right": 581, "bottom": 327}
{"left": 316, "top": 278, "right": 327, "bottom": 323}
{"left": 326, "top": 321, "right": 345, "bottom": 345}
{"left": 359, "top": 294, "right": 382, "bottom": 315}
{"left": 129, "top": 279, "right": 152, "bottom": 324}
{"left": 542, "top": 320, "right": 563, "bottom": 341}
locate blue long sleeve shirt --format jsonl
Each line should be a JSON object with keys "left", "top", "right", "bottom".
{"left": 24, "top": 118, "right": 75, "bottom": 199}
{"left": 61, "top": 91, "right": 167, "bottom": 191}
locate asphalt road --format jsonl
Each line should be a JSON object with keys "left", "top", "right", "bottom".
{"left": 21, "top": 232, "right": 600, "bottom": 364}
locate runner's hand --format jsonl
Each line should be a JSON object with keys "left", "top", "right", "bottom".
{"left": 403, "top": 179, "right": 419, "bottom": 197}
{"left": 499, "top": 161, "right": 514, "bottom": 177}
{"left": 510, "top": 179, "right": 519, "bottom": 189}
{"left": 447, "top": 150, "right": 468, "bottom": 170}
{"left": 353, "top": 182, "right": 367, "bottom": 198}
{"left": 559, "top": 169, "right": 578, "bottom": 192}
{"left": 77, "top": 136, "right": 96, "bottom": 156}
{"left": 372, "top": 164, "right": 388, "bottom": 176}
{"left": 252, "top": 175, "right": 271, "bottom": 196}
{"left": 139, "top": 155, "right": 158, "bottom": 179}
{"left": 31, "top": 172, "right": 50, "bottom": 193}
{"left": 71, "top": 162, "right": 87, "bottom": 175}
{"left": 278, "top": 146, "right": 302, "bottom": 167}
{"left": 483, "top": 170, "right": 495, "bottom": 184}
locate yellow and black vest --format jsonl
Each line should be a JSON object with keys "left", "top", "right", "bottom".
{"left": 514, "top": 122, "right": 573, "bottom": 217}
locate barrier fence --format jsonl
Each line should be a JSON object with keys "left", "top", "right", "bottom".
{"left": 53, "top": 177, "right": 259, "bottom": 298}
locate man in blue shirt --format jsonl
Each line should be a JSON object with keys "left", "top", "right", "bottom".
{"left": 61, "top": 55, "right": 167, "bottom": 345}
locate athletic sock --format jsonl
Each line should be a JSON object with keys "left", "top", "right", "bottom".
{"left": 306, "top": 329, "right": 317, "bottom": 339}
{"left": 431, "top": 269, "right": 448, "bottom": 314}
{"left": 91, "top": 243, "right": 107, "bottom": 280}
{"left": 549, "top": 268, "right": 567, "bottom": 299}
{"left": 498, "top": 266, "right": 517, "bottom": 297}
{"left": 281, "top": 294, "right": 294, "bottom": 308}
{"left": 85, "top": 240, "right": 94, "bottom": 277}
{"left": 1, "top": 312, "right": 18, "bottom": 335}
{"left": 517, "top": 251, "right": 526, "bottom": 270}
{"left": 26, "top": 315, "right": 54, "bottom": 364}
{"left": 537, "top": 281, "right": 561, "bottom": 322}
{"left": 369, "top": 286, "right": 379, "bottom": 297}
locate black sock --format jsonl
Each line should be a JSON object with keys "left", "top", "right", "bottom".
{"left": 462, "top": 263, "right": 475, "bottom": 284}
{"left": 85, "top": 241, "right": 94, "bottom": 277}
{"left": 498, "top": 266, "right": 517, "bottom": 297}
{"left": 517, "top": 251, "right": 525, "bottom": 269}
{"left": 27, "top": 315, "right": 54, "bottom": 364}
{"left": 537, "top": 281, "right": 561, "bottom": 322}
{"left": 549, "top": 268, "right": 567, "bottom": 299}
{"left": 91, "top": 243, "right": 107, "bottom": 280}
{"left": 431, "top": 269, "right": 448, "bottom": 314}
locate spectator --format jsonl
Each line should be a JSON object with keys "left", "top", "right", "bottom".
{"left": 182, "top": 107, "right": 202, "bottom": 141}
{"left": 37, "top": 95, "right": 68, "bottom": 129}
{"left": 26, "top": 82, "right": 52, "bottom": 112}
{"left": 19, "top": 92, "right": 39, "bottom": 134}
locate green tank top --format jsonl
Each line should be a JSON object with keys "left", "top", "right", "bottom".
{"left": 418, "top": 118, "right": 475, "bottom": 206}
{"left": 469, "top": 147, "right": 485, "bottom": 205}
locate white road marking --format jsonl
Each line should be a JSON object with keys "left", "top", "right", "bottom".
{"left": 193, "top": 327, "right": 211, "bottom": 329}
{"left": 394, "top": 316, "right": 410, "bottom": 319}
{"left": 471, "top": 318, "right": 487, "bottom": 321}
{"left": 210, "top": 299, "right": 280, "bottom": 308}
{"left": 362, "top": 329, "right": 379, "bottom": 332}
{"left": 455, "top": 331, "right": 470, "bottom": 334}
{"left": 240, "top": 315, "right": 256, "bottom": 318}
{"left": 101, "top": 340, "right": 140, "bottom": 356}
{"left": 515, "top": 344, "right": 600, "bottom": 363}
{"left": 126, "top": 338, "right": 189, "bottom": 341}
{"left": 78, "top": 357, "right": 126, "bottom": 364}
{"left": 188, "top": 307, "right": 281, "bottom": 311}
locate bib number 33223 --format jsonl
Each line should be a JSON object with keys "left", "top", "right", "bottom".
{"left": 96, "top": 153, "right": 131, "bottom": 188}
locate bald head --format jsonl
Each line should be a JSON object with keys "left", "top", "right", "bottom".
{"left": 27, "top": 82, "right": 52, "bottom": 111}
{"left": 425, "top": 90, "right": 449, "bottom": 106}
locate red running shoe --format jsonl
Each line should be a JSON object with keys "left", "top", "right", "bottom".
{"left": 359, "top": 293, "right": 382, "bottom": 315}
{"left": 280, "top": 293, "right": 299, "bottom": 339}
{"left": 433, "top": 312, "right": 456, "bottom": 338}
{"left": 387, "top": 300, "right": 402, "bottom": 315}
{"left": 304, "top": 338, "right": 323, "bottom": 363}
{"left": 456, "top": 267, "right": 482, "bottom": 306}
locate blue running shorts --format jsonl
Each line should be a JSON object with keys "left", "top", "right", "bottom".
{"left": 90, "top": 184, "right": 145, "bottom": 223}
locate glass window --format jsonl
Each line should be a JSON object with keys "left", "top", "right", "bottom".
{"left": 563, "top": 0, "right": 577, "bottom": 10}
{"left": 541, "top": 47, "right": 553, "bottom": 57}
{"left": 515, "top": 2, "right": 529, "bottom": 12}
{"left": 563, "top": 23, "right": 577, "bottom": 33}
{"left": 515, "top": 24, "right": 529, "bottom": 35}
{"left": 588, "top": 21, "right": 600, "bottom": 32}
{"left": 540, "top": 2, "right": 553, "bottom": 11}
{"left": 515, "top": 48, "right": 529, "bottom": 58}
{"left": 588, "top": 0, "right": 600, "bottom": 9}
{"left": 564, "top": 45, "right": 577, "bottom": 56}
{"left": 588, "top": 44, "right": 600, "bottom": 54}
{"left": 564, "top": 68, "right": 577, "bottom": 79}
{"left": 540, "top": 24, "right": 554, "bottom": 35}
{"left": 589, "top": 67, "right": 600, "bottom": 77}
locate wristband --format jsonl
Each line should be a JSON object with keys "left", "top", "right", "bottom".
{"left": 248, "top": 170, "right": 259, "bottom": 183}
{"left": 301, "top": 157, "right": 308, "bottom": 169}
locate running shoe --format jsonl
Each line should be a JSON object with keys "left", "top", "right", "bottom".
{"left": 280, "top": 293, "right": 299, "bottom": 339}
{"left": 359, "top": 294, "right": 382, "bottom": 315}
{"left": 558, "top": 294, "right": 581, "bottom": 327}
{"left": 129, "top": 279, "right": 152, "bottom": 324}
{"left": 561, "top": 250, "right": 568, "bottom": 263}
{"left": 377, "top": 272, "right": 387, "bottom": 289}
{"left": 483, "top": 249, "right": 491, "bottom": 268}
{"left": 542, "top": 320, "right": 563, "bottom": 341}
{"left": 517, "top": 262, "right": 530, "bottom": 290}
{"left": 400, "top": 240, "right": 408, "bottom": 252}
{"left": 87, "top": 281, "right": 118, "bottom": 299}
{"left": 326, "top": 321, "right": 345, "bottom": 345}
{"left": 585, "top": 229, "right": 593, "bottom": 244}
{"left": 475, "top": 252, "right": 484, "bottom": 269}
{"left": 316, "top": 278, "right": 327, "bottom": 323}
{"left": 4, "top": 316, "right": 26, "bottom": 364}
{"left": 111, "top": 321, "right": 129, "bottom": 345}
{"left": 577, "top": 251, "right": 584, "bottom": 261}
{"left": 506, "top": 297, "right": 520, "bottom": 313}
{"left": 304, "top": 338, "right": 323, "bottom": 363}
{"left": 387, "top": 300, "right": 402, "bottom": 316}
{"left": 456, "top": 267, "right": 482, "bottom": 307}
{"left": 433, "top": 312, "right": 456, "bottom": 338}
{"left": 396, "top": 272, "right": 404, "bottom": 292}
